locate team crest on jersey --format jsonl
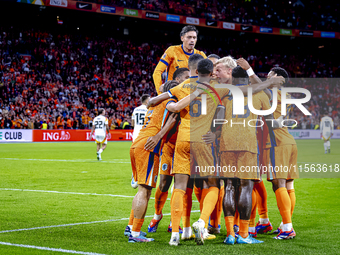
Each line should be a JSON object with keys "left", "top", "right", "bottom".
{"left": 162, "top": 53, "right": 166, "bottom": 59}
{"left": 162, "top": 163, "right": 168, "bottom": 171}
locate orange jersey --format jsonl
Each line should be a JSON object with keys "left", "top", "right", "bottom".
{"left": 220, "top": 90, "right": 271, "bottom": 154}
{"left": 153, "top": 45, "right": 206, "bottom": 94}
{"left": 168, "top": 77, "right": 198, "bottom": 142}
{"left": 132, "top": 98, "right": 176, "bottom": 154}
{"left": 264, "top": 89, "right": 296, "bottom": 148}
{"left": 190, "top": 81, "right": 230, "bottom": 143}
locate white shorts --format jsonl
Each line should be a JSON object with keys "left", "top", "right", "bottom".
{"left": 95, "top": 134, "right": 107, "bottom": 144}
{"left": 322, "top": 131, "right": 331, "bottom": 141}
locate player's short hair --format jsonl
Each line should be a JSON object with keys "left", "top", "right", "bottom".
{"left": 173, "top": 68, "right": 189, "bottom": 81}
{"left": 180, "top": 25, "right": 199, "bottom": 37}
{"left": 232, "top": 66, "right": 249, "bottom": 85}
{"left": 188, "top": 54, "right": 204, "bottom": 70}
{"left": 270, "top": 67, "right": 289, "bottom": 83}
{"left": 216, "top": 56, "right": 237, "bottom": 69}
{"left": 207, "top": 54, "right": 220, "bottom": 60}
{"left": 141, "top": 94, "right": 150, "bottom": 104}
{"left": 197, "top": 59, "right": 214, "bottom": 76}
{"left": 99, "top": 108, "right": 105, "bottom": 114}
{"left": 163, "top": 80, "right": 179, "bottom": 92}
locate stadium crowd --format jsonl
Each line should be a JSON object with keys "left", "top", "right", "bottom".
{"left": 0, "top": 27, "right": 339, "bottom": 129}
{"left": 78, "top": 0, "right": 340, "bottom": 32}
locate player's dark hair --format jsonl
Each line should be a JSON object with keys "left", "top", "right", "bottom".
{"left": 180, "top": 25, "right": 199, "bottom": 37}
{"left": 232, "top": 66, "right": 249, "bottom": 78}
{"left": 163, "top": 80, "right": 179, "bottom": 92}
{"left": 207, "top": 54, "right": 220, "bottom": 60}
{"left": 271, "top": 67, "right": 289, "bottom": 83}
{"left": 197, "top": 59, "right": 214, "bottom": 75}
{"left": 173, "top": 68, "right": 189, "bottom": 81}
{"left": 99, "top": 108, "right": 105, "bottom": 114}
{"left": 141, "top": 94, "right": 150, "bottom": 104}
{"left": 188, "top": 54, "right": 204, "bottom": 70}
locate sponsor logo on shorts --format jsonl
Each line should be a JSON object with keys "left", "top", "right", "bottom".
{"left": 100, "top": 6, "right": 116, "bottom": 13}
{"left": 145, "top": 12, "right": 159, "bottom": 19}
{"left": 223, "top": 22, "right": 235, "bottom": 30}
{"left": 162, "top": 163, "right": 168, "bottom": 171}
{"left": 76, "top": 2, "right": 92, "bottom": 10}
{"left": 166, "top": 14, "right": 180, "bottom": 22}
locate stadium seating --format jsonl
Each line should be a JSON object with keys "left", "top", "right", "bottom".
{"left": 0, "top": 26, "right": 339, "bottom": 129}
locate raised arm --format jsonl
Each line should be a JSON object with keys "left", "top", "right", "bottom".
{"left": 236, "top": 58, "right": 263, "bottom": 85}
{"left": 147, "top": 92, "right": 171, "bottom": 108}
{"left": 238, "top": 75, "right": 285, "bottom": 95}
{"left": 153, "top": 47, "right": 173, "bottom": 95}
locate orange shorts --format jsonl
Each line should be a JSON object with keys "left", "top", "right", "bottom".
{"left": 172, "top": 141, "right": 191, "bottom": 175}
{"left": 159, "top": 141, "right": 175, "bottom": 176}
{"left": 130, "top": 147, "right": 159, "bottom": 188}
{"left": 191, "top": 142, "right": 217, "bottom": 177}
{"left": 263, "top": 144, "right": 299, "bottom": 180}
{"left": 219, "top": 151, "right": 260, "bottom": 180}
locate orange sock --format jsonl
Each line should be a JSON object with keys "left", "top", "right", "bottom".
{"left": 234, "top": 209, "right": 240, "bottom": 227}
{"left": 182, "top": 188, "right": 193, "bottom": 228}
{"left": 225, "top": 216, "right": 235, "bottom": 237}
{"left": 275, "top": 187, "right": 292, "bottom": 224}
{"left": 288, "top": 189, "right": 296, "bottom": 217}
{"left": 200, "top": 187, "right": 219, "bottom": 224}
{"left": 254, "top": 181, "right": 268, "bottom": 219}
{"left": 154, "top": 187, "right": 168, "bottom": 215}
{"left": 128, "top": 209, "right": 134, "bottom": 226}
{"left": 132, "top": 218, "right": 144, "bottom": 233}
{"left": 250, "top": 189, "right": 257, "bottom": 227}
{"left": 210, "top": 186, "right": 224, "bottom": 228}
{"left": 239, "top": 219, "right": 250, "bottom": 238}
{"left": 194, "top": 185, "right": 202, "bottom": 203}
{"left": 171, "top": 189, "right": 185, "bottom": 232}
{"left": 200, "top": 188, "right": 209, "bottom": 212}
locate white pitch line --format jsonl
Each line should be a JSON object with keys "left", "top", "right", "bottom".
{"left": 0, "top": 188, "right": 200, "bottom": 202}
{"left": 0, "top": 210, "right": 200, "bottom": 234}
{"left": 0, "top": 242, "right": 106, "bottom": 255}
{"left": 0, "top": 158, "right": 130, "bottom": 163}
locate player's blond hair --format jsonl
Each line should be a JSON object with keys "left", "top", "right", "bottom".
{"left": 216, "top": 56, "right": 237, "bottom": 69}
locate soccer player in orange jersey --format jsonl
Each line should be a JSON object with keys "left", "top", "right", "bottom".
{"left": 147, "top": 68, "right": 189, "bottom": 234}
{"left": 263, "top": 67, "right": 298, "bottom": 240}
{"left": 126, "top": 81, "right": 179, "bottom": 243}
{"left": 153, "top": 25, "right": 206, "bottom": 95}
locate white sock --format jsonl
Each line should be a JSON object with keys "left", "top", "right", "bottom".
{"left": 182, "top": 227, "right": 191, "bottom": 236}
{"left": 279, "top": 221, "right": 283, "bottom": 229}
{"left": 128, "top": 225, "right": 133, "bottom": 229}
{"left": 249, "top": 227, "right": 255, "bottom": 233}
{"left": 169, "top": 221, "right": 172, "bottom": 227}
{"left": 327, "top": 141, "right": 331, "bottom": 149}
{"left": 324, "top": 143, "right": 327, "bottom": 151}
{"left": 259, "top": 218, "right": 269, "bottom": 224}
{"left": 131, "top": 231, "right": 140, "bottom": 237}
{"left": 171, "top": 232, "right": 180, "bottom": 240}
{"left": 154, "top": 213, "right": 162, "bottom": 220}
{"left": 282, "top": 223, "right": 292, "bottom": 232}
{"left": 98, "top": 148, "right": 103, "bottom": 154}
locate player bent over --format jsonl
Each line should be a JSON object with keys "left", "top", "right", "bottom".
{"left": 90, "top": 108, "right": 109, "bottom": 161}
{"left": 125, "top": 81, "right": 178, "bottom": 243}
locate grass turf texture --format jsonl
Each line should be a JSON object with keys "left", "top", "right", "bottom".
{"left": 0, "top": 140, "right": 339, "bottom": 255}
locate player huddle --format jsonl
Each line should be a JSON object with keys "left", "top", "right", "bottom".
{"left": 125, "top": 25, "right": 299, "bottom": 246}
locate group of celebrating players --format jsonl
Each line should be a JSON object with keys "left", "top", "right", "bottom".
{"left": 125, "top": 25, "right": 299, "bottom": 246}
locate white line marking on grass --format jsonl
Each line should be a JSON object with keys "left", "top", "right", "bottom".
{"left": 0, "top": 188, "right": 200, "bottom": 203}
{"left": 0, "top": 242, "right": 106, "bottom": 255}
{"left": 0, "top": 210, "right": 200, "bottom": 234}
{"left": 0, "top": 158, "right": 130, "bottom": 163}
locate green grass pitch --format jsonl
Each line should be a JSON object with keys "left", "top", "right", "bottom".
{"left": 0, "top": 140, "right": 339, "bottom": 254}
